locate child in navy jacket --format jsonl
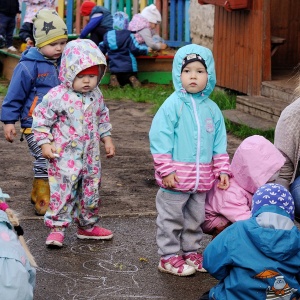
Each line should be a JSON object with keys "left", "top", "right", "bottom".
{"left": 0, "top": 9, "right": 67, "bottom": 216}
{"left": 99, "top": 12, "right": 149, "bottom": 88}
{"left": 79, "top": 1, "right": 113, "bottom": 46}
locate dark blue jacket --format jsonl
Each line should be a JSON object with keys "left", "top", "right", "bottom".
{"left": 0, "top": 47, "right": 61, "bottom": 128}
{"left": 99, "top": 29, "right": 148, "bottom": 73}
{"left": 80, "top": 6, "right": 113, "bottom": 39}
{"left": 0, "top": 0, "right": 20, "bottom": 17}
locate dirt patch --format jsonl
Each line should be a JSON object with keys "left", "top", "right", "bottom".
{"left": 0, "top": 98, "right": 242, "bottom": 218}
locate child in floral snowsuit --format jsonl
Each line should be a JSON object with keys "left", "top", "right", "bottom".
{"left": 32, "top": 39, "right": 115, "bottom": 248}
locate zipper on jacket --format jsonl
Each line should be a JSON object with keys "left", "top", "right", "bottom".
{"left": 190, "top": 94, "right": 201, "bottom": 193}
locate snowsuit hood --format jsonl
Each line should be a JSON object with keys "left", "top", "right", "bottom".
{"left": 172, "top": 44, "right": 216, "bottom": 100}
{"left": 231, "top": 135, "right": 285, "bottom": 193}
{"left": 59, "top": 39, "right": 107, "bottom": 89}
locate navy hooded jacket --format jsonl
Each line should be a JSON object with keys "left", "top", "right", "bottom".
{"left": 0, "top": 47, "right": 61, "bottom": 129}
{"left": 99, "top": 29, "right": 148, "bottom": 73}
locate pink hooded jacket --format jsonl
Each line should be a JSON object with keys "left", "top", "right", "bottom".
{"left": 202, "top": 135, "right": 285, "bottom": 234}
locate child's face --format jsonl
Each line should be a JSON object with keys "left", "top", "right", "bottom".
{"left": 149, "top": 22, "right": 157, "bottom": 30}
{"left": 39, "top": 38, "right": 67, "bottom": 59}
{"left": 181, "top": 61, "right": 208, "bottom": 94}
{"left": 73, "top": 74, "right": 98, "bottom": 93}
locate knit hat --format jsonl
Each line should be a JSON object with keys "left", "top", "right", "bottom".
{"left": 113, "top": 11, "right": 129, "bottom": 30}
{"left": 80, "top": 1, "right": 96, "bottom": 16}
{"left": 77, "top": 65, "right": 99, "bottom": 76}
{"left": 181, "top": 53, "right": 207, "bottom": 72}
{"left": 141, "top": 4, "right": 161, "bottom": 24}
{"left": 33, "top": 9, "right": 68, "bottom": 48}
{"left": 252, "top": 183, "right": 295, "bottom": 221}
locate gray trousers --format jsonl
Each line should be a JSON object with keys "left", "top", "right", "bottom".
{"left": 156, "top": 189, "right": 206, "bottom": 256}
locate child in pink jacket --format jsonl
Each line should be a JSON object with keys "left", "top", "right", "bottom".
{"left": 202, "top": 135, "right": 285, "bottom": 237}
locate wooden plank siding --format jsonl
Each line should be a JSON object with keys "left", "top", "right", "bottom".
{"left": 213, "top": 0, "right": 271, "bottom": 95}
{"left": 207, "top": 0, "right": 299, "bottom": 95}
{"left": 270, "top": 0, "right": 300, "bottom": 70}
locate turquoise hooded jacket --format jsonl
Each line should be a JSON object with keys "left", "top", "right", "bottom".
{"left": 149, "top": 44, "right": 230, "bottom": 193}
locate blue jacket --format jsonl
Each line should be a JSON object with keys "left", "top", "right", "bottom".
{"left": 0, "top": 47, "right": 61, "bottom": 128}
{"left": 204, "top": 205, "right": 300, "bottom": 299}
{"left": 149, "top": 44, "right": 230, "bottom": 193}
{"left": 99, "top": 29, "right": 148, "bottom": 73}
{"left": 80, "top": 6, "right": 113, "bottom": 39}
{"left": 0, "top": 210, "right": 36, "bottom": 299}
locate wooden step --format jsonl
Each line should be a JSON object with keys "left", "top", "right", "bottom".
{"left": 223, "top": 109, "right": 277, "bottom": 131}
{"left": 261, "top": 75, "right": 297, "bottom": 104}
{"left": 236, "top": 95, "right": 288, "bottom": 122}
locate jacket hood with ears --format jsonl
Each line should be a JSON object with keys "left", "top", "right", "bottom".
{"left": 59, "top": 39, "right": 107, "bottom": 89}
{"left": 172, "top": 44, "right": 216, "bottom": 99}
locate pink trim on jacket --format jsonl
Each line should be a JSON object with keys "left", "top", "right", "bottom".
{"left": 153, "top": 153, "right": 230, "bottom": 193}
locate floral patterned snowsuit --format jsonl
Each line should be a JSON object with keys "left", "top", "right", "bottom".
{"left": 32, "top": 39, "right": 111, "bottom": 230}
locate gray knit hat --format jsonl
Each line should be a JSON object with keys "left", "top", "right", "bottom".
{"left": 33, "top": 9, "right": 68, "bottom": 48}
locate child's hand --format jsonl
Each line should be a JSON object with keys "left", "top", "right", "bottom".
{"left": 217, "top": 173, "right": 230, "bottom": 190}
{"left": 3, "top": 124, "right": 16, "bottom": 143}
{"left": 162, "top": 173, "right": 179, "bottom": 188}
{"left": 102, "top": 136, "right": 115, "bottom": 158}
{"left": 160, "top": 43, "right": 168, "bottom": 50}
{"left": 41, "top": 143, "right": 57, "bottom": 159}
{"left": 26, "top": 39, "right": 34, "bottom": 47}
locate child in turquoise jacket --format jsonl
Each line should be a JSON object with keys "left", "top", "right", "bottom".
{"left": 149, "top": 44, "right": 231, "bottom": 276}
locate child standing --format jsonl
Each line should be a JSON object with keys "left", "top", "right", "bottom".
{"left": 0, "top": 0, "right": 21, "bottom": 52}
{"left": 202, "top": 135, "right": 286, "bottom": 238}
{"left": 99, "top": 11, "right": 149, "bottom": 88}
{"left": 0, "top": 9, "right": 68, "bottom": 216}
{"left": 32, "top": 39, "right": 115, "bottom": 248}
{"left": 79, "top": 1, "right": 113, "bottom": 46}
{"left": 202, "top": 183, "right": 300, "bottom": 300}
{"left": 149, "top": 44, "right": 231, "bottom": 276}
{"left": 128, "top": 4, "right": 168, "bottom": 51}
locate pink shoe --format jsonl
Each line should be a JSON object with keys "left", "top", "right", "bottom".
{"left": 183, "top": 253, "right": 207, "bottom": 272}
{"left": 46, "top": 232, "right": 64, "bottom": 247}
{"left": 158, "top": 255, "right": 196, "bottom": 276}
{"left": 77, "top": 226, "right": 113, "bottom": 240}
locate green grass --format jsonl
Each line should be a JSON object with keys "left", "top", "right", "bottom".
{"left": 101, "top": 84, "right": 174, "bottom": 113}
{"left": 0, "top": 84, "right": 8, "bottom": 96}
{"left": 0, "top": 82, "right": 274, "bottom": 141}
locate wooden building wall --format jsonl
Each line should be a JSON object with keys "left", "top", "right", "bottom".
{"left": 270, "top": 0, "right": 300, "bottom": 69}
{"left": 212, "top": 0, "right": 299, "bottom": 95}
{"left": 213, "top": 0, "right": 271, "bottom": 95}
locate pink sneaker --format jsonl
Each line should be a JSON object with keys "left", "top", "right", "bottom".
{"left": 77, "top": 226, "right": 113, "bottom": 240}
{"left": 158, "top": 255, "right": 196, "bottom": 276}
{"left": 46, "top": 232, "right": 64, "bottom": 247}
{"left": 183, "top": 253, "right": 207, "bottom": 272}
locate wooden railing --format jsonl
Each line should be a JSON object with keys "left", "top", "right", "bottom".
{"left": 19, "top": 0, "right": 191, "bottom": 47}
